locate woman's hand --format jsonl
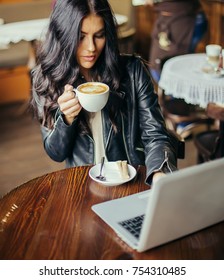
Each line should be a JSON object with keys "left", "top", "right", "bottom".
{"left": 152, "top": 171, "right": 166, "bottom": 184}
{"left": 57, "top": 84, "right": 82, "bottom": 125}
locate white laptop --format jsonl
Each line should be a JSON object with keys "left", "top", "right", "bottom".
{"left": 92, "top": 158, "right": 224, "bottom": 252}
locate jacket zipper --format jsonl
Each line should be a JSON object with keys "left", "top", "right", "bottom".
{"left": 136, "top": 147, "right": 144, "bottom": 152}
{"left": 121, "top": 112, "right": 132, "bottom": 164}
{"left": 102, "top": 111, "right": 113, "bottom": 159}
{"left": 105, "top": 126, "right": 113, "bottom": 151}
{"left": 157, "top": 150, "right": 173, "bottom": 173}
{"left": 87, "top": 134, "right": 96, "bottom": 164}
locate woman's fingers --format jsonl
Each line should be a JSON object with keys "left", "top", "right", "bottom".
{"left": 58, "top": 89, "right": 75, "bottom": 103}
{"left": 59, "top": 97, "right": 82, "bottom": 117}
{"left": 64, "top": 84, "right": 73, "bottom": 92}
{"left": 57, "top": 85, "right": 82, "bottom": 123}
{"left": 63, "top": 102, "right": 82, "bottom": 117}
{"left": 59, "top": 96, "right": 78, "bottom": 111}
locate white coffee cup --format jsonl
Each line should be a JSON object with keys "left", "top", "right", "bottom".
{"left": 206, "top": 44, "right": 221, "bottom": 68}
{"left": 75, "top": 82, "right": 109, "bottom": 112}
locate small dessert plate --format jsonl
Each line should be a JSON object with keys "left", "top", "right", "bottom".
{"left": 89, "top": 161, "right": 137, "bottom": 187}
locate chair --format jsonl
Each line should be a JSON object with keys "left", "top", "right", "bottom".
{"left": 194, "top": 130, "right": 220, "bottom": 163}
{"left": 118, "top": 27, "right": 136, "bottom": 54}
{"left": 157, "top": 87, "right": 213, "bottom": 139}
{"left": 194, "top": 103, "right": 224, "bottom": 163}
{"left": 0, "top": 0, "right": 51, "bottom": 106}
{"left": 109, "top": 0, "right": 136, "bottom": 54}
{"left": 0, "top": 41, "right": 30, "bottom": 69}
{"left": 168, "top": 129, "right": 185, "bottom": 160}
{"left": 0, "top": 41, "right": 31, "bottom": 105}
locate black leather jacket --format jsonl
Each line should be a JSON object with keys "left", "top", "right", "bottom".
{"left": 40, "top": 55, "right": 177, "bottom": 184}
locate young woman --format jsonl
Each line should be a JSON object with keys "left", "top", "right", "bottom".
{"left": 31, "top": 0, "right": 178, "bottom": 185}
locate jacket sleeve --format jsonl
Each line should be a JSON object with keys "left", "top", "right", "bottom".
{"left": 133, "top": 58, "right": 178, "bottom": 184}
{"left": 40, "top": 109, "right": 78, "bottom": 162}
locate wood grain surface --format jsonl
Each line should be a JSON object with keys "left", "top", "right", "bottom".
{"left": 0, "top": 165, "right": 223, "bottom": 260}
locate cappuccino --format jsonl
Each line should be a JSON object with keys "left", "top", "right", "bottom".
{"left": 207, "top": 55, "right": 220, "bottom": 65}
{"left": 78, "top": 83, "right": 108, "bottom": 94}
{"left": 75, "top": 82, "right": 109, "bottom": 112}
{"left": 206, "top": 44, "right": 221, "bottom": 68}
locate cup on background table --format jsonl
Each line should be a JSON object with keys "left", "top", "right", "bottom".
{"left": 222, "top": 49, "right": 224, "bottom": 69}
{"left": 74, "top": 82, "right": 109, "bottom": 112}
{"left": 205, "top": 44, "right": 222, "bottom": 71}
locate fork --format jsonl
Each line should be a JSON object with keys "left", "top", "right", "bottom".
{"left": 96, "top": 156, "right": 106, "bottom": 181}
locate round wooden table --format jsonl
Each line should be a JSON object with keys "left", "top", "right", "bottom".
{"left": 0, "top": 165, "right": 223, "bottom": 260}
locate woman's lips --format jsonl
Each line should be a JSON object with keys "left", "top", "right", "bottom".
{"left": 83, "top": 56, "right": 95, "bottom": 62}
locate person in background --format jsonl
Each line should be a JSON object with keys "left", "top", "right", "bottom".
{"left": 146, "top": 0, "right": 208, "bottom": 83}
{"left": 31, "top": 0, "right": 178, "bottom": 185}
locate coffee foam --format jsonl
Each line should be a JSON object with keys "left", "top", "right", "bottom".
{"left": 79, "top": 83, "right": 107, "bottom": 94}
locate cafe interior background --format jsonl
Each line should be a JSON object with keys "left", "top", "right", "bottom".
{"left": 0, "top": 0, "right": 224, "bottom": 197}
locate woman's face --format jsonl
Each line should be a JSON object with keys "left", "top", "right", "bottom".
{"left": 76, "top": 13, "right": 106, "bottom": 77}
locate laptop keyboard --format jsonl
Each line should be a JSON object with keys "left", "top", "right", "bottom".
{"left": 118, "top": 214, "right": 145, "bottom": 239}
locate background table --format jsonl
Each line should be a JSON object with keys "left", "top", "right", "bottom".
{"left": 159, "top": 53, "right": 224, "bottom": 156}
{"left": 0, "top": 14, "right": 128, "bottom": 49}
{"left": 0, "top": 18, "right": 48, "bottom": 49}
{"left": 0, "top": 165, "right": 223, "bottom": 260}
{"left": 159, "top": 53, "right": 224, "bottom": 109}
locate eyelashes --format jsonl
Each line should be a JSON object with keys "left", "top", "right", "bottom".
{"left": 80, "top": 31, "right": 105, "bottom": 41}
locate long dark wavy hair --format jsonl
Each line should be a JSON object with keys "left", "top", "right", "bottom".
{"left": 31, "top": 0, "right": 122, "bottom": 131}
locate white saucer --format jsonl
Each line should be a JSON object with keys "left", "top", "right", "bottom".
{"left": 89, "top": 161, "right": 137, "bottom": 187}
{"left": 201, "top": 67, "right": 224, "bottom": 79}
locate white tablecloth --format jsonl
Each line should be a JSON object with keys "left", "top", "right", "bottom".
{"left": 0, "top": 14, "right": 128, "bottom": 49}
{"left": 0, "top": 18, "right": 48, "bottom": 49}
{"left": 159, "top": 53, "right": 224, "bottom": 108}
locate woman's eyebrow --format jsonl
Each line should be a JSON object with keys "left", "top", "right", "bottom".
{"left": 81, "top": 28, "right": 105, "bottom": 35}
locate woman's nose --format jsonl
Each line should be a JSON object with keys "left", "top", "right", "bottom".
{"left": 87, "top": 37, "right": 95, "bottom": 52}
